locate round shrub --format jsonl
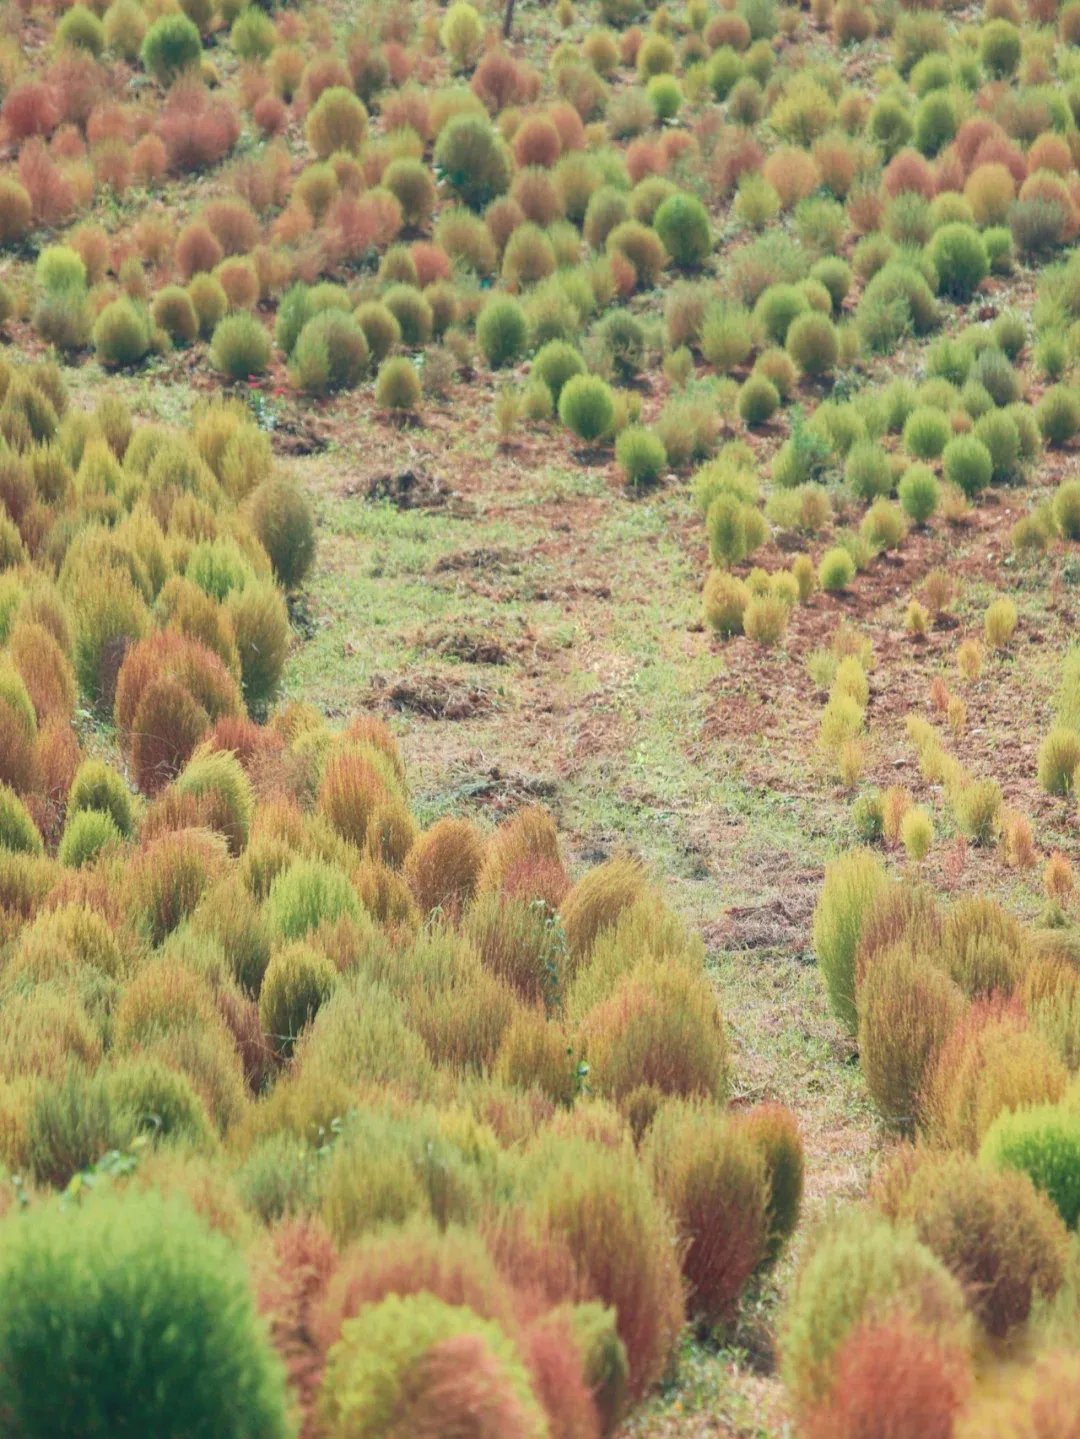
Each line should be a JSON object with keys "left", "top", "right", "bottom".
{"left": 844, "top": 441, "right": 891, "bottom": 501}
{"left": 68, "top": 758, "right": 133, "bottom": 837}
{"left": 477, "top": 296, "right": 528, "bottom": 370}
{"left": 780, "top": 1207, "right": 969, "bottom": 1418}
{"left": 616, "top": 426, "right": 666, "bottom": 488}
{"left": 152, "top": 286, "right": 198, "bottom": 346}
{"left": 929, "top": 224, "right": 988, "bottom": 303}
{"left": 58, "top": 808, "right": 121, "bottom": 868}
{"left": 942, "top": 434, "right": 992, "bottom": 497}
{"left": 980, "top": 18, "right": 1021, "bottom": 78}
{"left": 888, "top": 1151, "right": 1068, "bottom": 1341}
{"left": 306, "top": 87, "right": 368, "bottom": 159}
{"left": 210, "top": 314, "right": 270, "bottom": 380}
{"left": 354, "top": 301, "right": 401, "bottom": 364}
{"left": 903, "top": 405, "right": 950, "bottom": 460}
{"left": 58, "top": 4, "right": 106, "bottom": 53}
{"left": 230, "top": 6, "right": 275, "bottom": 60}
{"left": 0, "top": 1190, "right": 289, "bottom": 1437}
{"left": 289, "top": 311, "right": 369, "bottom": 395}
{"left": 0, "top": 782, "right": 43, "bottom": 856}
{"left": 1037, "top": 728, "right": 1080, "bottom": 796}
{"left": 266, "top": 858, "right": 361, "bottom": 943}
{"left": 259, "top": 943, "right": 338, "bottom": 1057}
{"left": 743, "top": 595, "right": 789, "bottom": 647}
{"left": 375, "top": 357, "right": 421, "bottom": 414}
{"left": 247, "top": 476, "right": 316, "bottom": 591}
{"left": 738, "top": 375, "right": 779, "bottom": 427}
{"left": 227, "top": 581, "right": 289, "bottom": 710}
{"left": 382, "top": 286, "right": 433, "bottom": 348}
{"left": 647, "top": 73, "right": 682, "bottom": 122}
{"left": 93, "top": 299, "right": 152, "bottom": 369}
{"left": 818, "top": 546, "right": 856, "bottom": 595}
{"left": 532, "top": 340, "right": 585, "bottom": 402}
{"left": 528, "top": 1138, "right": 684, "bottom": 1401}
{"left": 981, "top": 1106, "right": 1080, "bottom": 1229}
{"left": 703, "top": 570, "right": 749, "bottom": 636}
{"left": 558, "top": 374, "right": 615, "bottom": 443}
{"left": 812, "top": 848, "right": 886, "bottom": 1032}
{"left": 434, "top": 116, "right": 512, "bottom": 211}
{"left": 973, "top": 409, "right": 1021, "bottom": 484}
{"left": 1037, "top": 386, "right": 1080, "bottom": 447}
{"left": 321, "top": 1293, "right": 545, "bottom": 1439}
{"left": 653, "top": 193, "right": 711, "bottom": 270}
{"left": 187, "top": 274, "right": 228, "bottom": 337}
{"left": 1055, "top": 480, "right": 1080, "bottom": 539}
{"left": 0, "top": 179, "right": 32, "bottom": 249}
{"left": 754, "top": 283, "right": 809, "bottom": 345}
{"left": 644, "top": 1101, "right": 769, "bottom": 1326}
{"left": 898, "top": 463, "right": 939, "bottom": 524}
{"left": 140, "top": 13, "right": 201, "bottom": 83}
{"left": 858, "top": 943, "right": 964, "bottom": 1132}
{"left": 786, "top": 312, "right": 839, "bottom": 378}
{"left": 174, "top": 748, "right": 253, "bottom": 853}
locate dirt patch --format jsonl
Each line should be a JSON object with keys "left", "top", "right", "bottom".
{"left": 270, "top": 414, "right": 330, "bottom": 457}
{"left": 707, "top": 888, "right": 819, "bottom": 953}
{"left": 431, "top": 546, "right": 522, "bottom": 574}
{"left": 372, "top": 672, "right": 495, "bottom": 720}
{"left": 351, "top": 468, "right": 475, "bottom": 516}
{"left": 421, "top": 627, "right": 511, "bottom": 665}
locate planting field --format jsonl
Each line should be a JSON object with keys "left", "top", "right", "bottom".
{"left": 6, "top": 0, "right": 1080, "bottom": 1432}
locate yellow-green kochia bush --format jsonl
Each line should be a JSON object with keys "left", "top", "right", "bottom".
{"left": 812, "top": 849, "right": 887, "bottom": 1032}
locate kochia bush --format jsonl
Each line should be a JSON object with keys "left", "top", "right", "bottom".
{"left": 0, "top": 1190, "right": 289, "bottom": 1438}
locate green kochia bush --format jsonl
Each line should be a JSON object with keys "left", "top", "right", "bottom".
{"left": 140, "top": 13, "right": 201, "bottom": 83}
{"left": 93, "top": 299, "right": 153, "bottom": 369}
{"left": 616, "top": 426, "right": 666, "bottom": 488}
{"left": 0, "top": 1190, "right": 289, "bottom": 1438}
{"left": 812, "top": 849, "right": 887, "bottom": 1032}
{"left": 981, "top": 1105, "right": 1080, "bottom": 1229}
{"left": 289, "top": 311, "right": 369, "bottom": 395}
{"left": 532, "top": 340, "right": 586, "bottom": 401}
{"left": 929, "top": 224, "right": 988, "bottom": 303}
{"left": 559, "top": 374, "right": 616, "bottom": 442}
{"left": 653, "top": 193, "right": 711, "bottom": 269}
{"left": 265, "top": 858, "right": 362, "bottom": 941}
{"left": 477, "top": 296, "right": 528, "bottom": 369}
{"left": 57, "top": 808, "right": 121, "bottom": 867}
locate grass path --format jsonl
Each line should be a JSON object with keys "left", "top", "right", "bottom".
{"left": 286, "top": 413, "right": 883, "bottom": 1435}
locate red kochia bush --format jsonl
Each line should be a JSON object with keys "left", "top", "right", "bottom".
{"left": 2, "top": 82, "right": 61, "bottom": 140}
{"left": 883, "top": 148, "right": 937, "bottom": 199}
{"left": 313, "top": 1221, "right": 517, "bottom": 1362}
{"left": 201, "top": 198, "right": 260, "bottom": 255}
{"left": 18, "top": 140, "right": 76, "bottom": 227}
{"left": 156, "top": 80, "right": 240, "bottom": 174}
{"left": 391, "top": 1330, "right": 540, "bottom": 1439}
{"left": 130, "top": 676, "right": 211, "bottom": 795}
{"left": 321, "top": 191, "right": 402, "bottom": 267}
{"left": 805, "top": 1315, "right": 971, "bottom": 1439}
{"left": 253, "top": 94, "right": 287, "bottom": 137}
{"left": 114, "top": 631, "right": 242, "bottom": 737}
{"left": 176, "top": 221, "right": 224, "bottom": 279}
{"left": 253, "top": 1218, "right": 338, "bottom": 1437}
{"left": 471, "top": 49, "right": 539, "bottom": 113}
{"left": 544, "top": 103, "right": 582, "bottom": 155}
{"left": 954, "top": 115, "right": 1005, "bottom": 169}
{"left": 625, "top": 138, "right": 666, "bottom": 184}
{"left": 513, "top": 115, "right": 562, "bottom": 169}
{"left": 410, "top": 241, "right": 452, "bottom": 286}
{"left": 523, "top": 1312, "right": 601, "bottom": 1439}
